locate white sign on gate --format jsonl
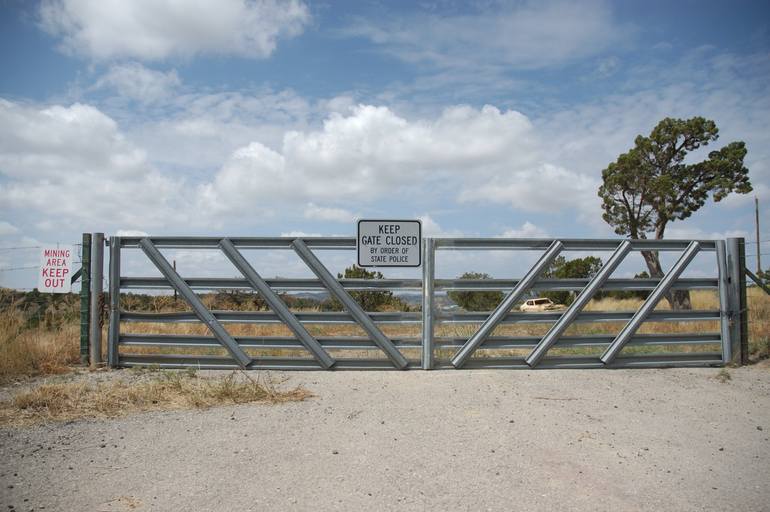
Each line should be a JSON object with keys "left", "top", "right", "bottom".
{"left": 38, "top": 246, "right": 73, "bottom": 293}
{"left": 357, "top": 219, "right": 422, "bottom": 267}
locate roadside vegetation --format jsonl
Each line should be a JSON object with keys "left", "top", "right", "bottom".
{"left": 0, "top": 369, "right": 310, "bottom": 426}
{"left": 1, "top": 281, "right": 768, "bottom": 387}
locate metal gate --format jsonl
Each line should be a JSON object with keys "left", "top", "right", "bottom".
{"left": 104, "top": 236, "right": 745, "bottom": 370}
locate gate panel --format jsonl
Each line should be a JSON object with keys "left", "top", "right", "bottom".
{"left": 427, "top": 237, "right": 725, "bottom": 369}
{"left": 107, "top": 236, "right": 731, "bottom": 370}
{"left": 109, "top": 236, "right": 420, "bottom": 370}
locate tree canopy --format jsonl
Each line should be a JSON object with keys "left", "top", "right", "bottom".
{"left": 598, "top": 117, "right": 752, "bottom": 309}
{"left": 599, "top": 117, "right": 751, "bottom": 240}
{"left": 541, "top": 256, "right": 602, "bottom": 306}
{"left": 321, "top": 265, "right": 408, "bottom": 312}
{"left": 447, "top": 272, "right": 503, "bottom": 311}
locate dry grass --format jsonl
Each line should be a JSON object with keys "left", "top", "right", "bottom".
{"left": 0, "top": 370, "right": 311, "bottom": 426}
{"left": 0, "top": 303, "right": 79, "bottom": 384}
{"left": 0, "top": 288, "right": 768, "bottom": 383}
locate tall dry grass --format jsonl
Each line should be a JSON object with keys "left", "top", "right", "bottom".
{"left": 0, "top": 302, "right": 80, "bottom": 384}
{"left": 1, "top": 288, "right": 768, "bottom": 381}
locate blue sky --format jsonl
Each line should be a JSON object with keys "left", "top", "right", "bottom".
{"left": 0, "top": 0, "right": 769, "bottom": 288}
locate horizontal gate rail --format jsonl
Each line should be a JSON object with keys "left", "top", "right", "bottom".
{"left": 433, "top": 238, "right": 718, "bottom": 251}
{"left": 120, "top": 309, "right": 721, "bottom": 324}
{"left": 434, "top": 353, "right": 724, "bottom": 370}
{"left": 121, "top": 310, "right": 422, "bottom": 323}
{"left": 118, "top": 276, "right": 717, "bottom": 291}
{"left": 118, "top": 236, "right": 718, "bottom": 251}
{"left": 117, "top": 354, "right": 423, "bottom": 370}
{"left": 119, "top": 332, "right": 721, "bottom": 349}
{"left": 116, "top": 353, "right": 723, "bottom": 370}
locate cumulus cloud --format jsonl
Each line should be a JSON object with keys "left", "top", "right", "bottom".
{"left": 459, "top": 163, "right": 599, "bottom": 214}
{"left": 199, "top": 104, "right": 586, "bottom": 216}
{"left": 0, "top": 99, "right": 182, "bottom": 230}
{"left": 128, "top": 89, "right": 311, "bottom": 171}
{"left": 38, "top": 0, "right": 310, "bottom": 60}
{"left": 94, "top": 63, "right": 181, "bottom": 103}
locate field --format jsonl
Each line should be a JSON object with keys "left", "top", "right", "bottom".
{"left": 1, "top": 288, "right": 768, "bottom": 383}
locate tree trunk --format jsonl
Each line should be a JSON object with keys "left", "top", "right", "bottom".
{"left": 640, "top": 249, "right": 692, "bottom": 310}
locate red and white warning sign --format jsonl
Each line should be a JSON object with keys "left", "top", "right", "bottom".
{"left": 38, "top": 246, "right": 73, "bottom": 293}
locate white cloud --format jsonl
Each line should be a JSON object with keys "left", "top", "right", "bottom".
{"left": 345, "top": 0, "right": 629, "bottom": 70}
{"left": 128, "top": 89, "right": 311, "bottom": 171}
{"left": 303, "top": 203, "right": 356, "bottom": 223}
{"left": 39, "top": 0, "right": 310, "bottom": 61}
{"left": 459, "top": 163, "right": 598, "bottom": 214}
{"left": 199, "top": 104, "right": 570, "bottom": 215}
{"left": 0, "top": 99, "right": 183, "bottom": 231}
{"left": 0, "top": 221, "right": 20, "bottom": 236}
{"left": 498, "top": 222, "right": 549, "bottom": 238}
{"left": 280, "top": 231, "right": 322, "bottom": 238}
{"left": 416, "top": 215, "right": 465, "bottom": 238}
{"left": 94, "top": 63, "right": 180, "bottom": 103}
{"left": 115, "top": 230, "right": 149, "bottom": 237}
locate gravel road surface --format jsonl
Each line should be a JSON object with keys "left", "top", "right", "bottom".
{"left": 1, "top": 367, "right": 769, "bottom": 511}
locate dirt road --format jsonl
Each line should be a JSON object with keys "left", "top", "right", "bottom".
{"left": 2, "top": 367, "right": 769, "bottom": 511}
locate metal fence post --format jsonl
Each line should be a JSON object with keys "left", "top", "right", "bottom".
{"left": 421, "top": 238, "right": 435, "bottom": 370}
{"left": 79, "top": 233, "right": 91, "bottom": 364}
{"left": 726, "top": 238, "right": 747, "bottom": 365}
{"left": 89, "top": 232, "right": 104, "bottom": 367}
{"left": 107, "top": 236, "right": 121, "bottom": 368}
{"left": 715, "top": 240, "right": 732, "bottom": 364}
{"left": 737, "top": 238, "right": 749, "bottom": 364}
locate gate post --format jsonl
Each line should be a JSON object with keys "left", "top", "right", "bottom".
{"left": 421, "top": 238, "right": 435, "bottom": 369}
{"left": 79, "top": 233, "right": 91, "bottom": 364}
{"left": 726, "top": 238, "right": 748, "bottom": 365}
{"left": 107, "top": 236, "right": 121, "bottom": 368}
{"left": 89, "top": 232, "right": 104, "bottom": 367}
{"left": 716, "top": 241, "right": 732, "bottom": 364}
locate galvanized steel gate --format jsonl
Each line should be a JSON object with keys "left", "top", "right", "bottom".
{"left": 105, "top": 236, "right": 745, "bottom": 370}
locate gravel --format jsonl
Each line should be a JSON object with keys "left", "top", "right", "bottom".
{"left": 1, "top": 366, "right": 769, "bottom": 511}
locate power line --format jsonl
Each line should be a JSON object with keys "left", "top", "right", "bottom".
{"left": 0, "top": 265, "right": 38, "bottom": 272}
{"left": 0, "top": 246, "right": 41, "bottom": 251}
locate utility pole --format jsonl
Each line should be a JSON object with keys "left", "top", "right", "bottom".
{"left": 757, "top": 197, "right": 762, "bottom": 274}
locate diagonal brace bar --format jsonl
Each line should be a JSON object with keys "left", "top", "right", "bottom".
{"left": 291, "top": 239, "right": 409, "bottom": 369}
{"left": 526, "top": 240, "right": 632, "bottom": 367}
{"left": 219, "top": 238, "right": 335, "bottom": 369}
{"left": 601, "top": 241, "right": 701, "bottom": 364}
{"left": 139, "top": 238, "right": 251, "bottom": 369}
{"left": 451, "top": 240, "right": 564, "bottom": 368}
{"left": 746, "top": 268, "right": 770, "bottom": 296}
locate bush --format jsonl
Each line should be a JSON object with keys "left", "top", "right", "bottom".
{"left": 447, "top": 272, "right": 503, "bottom": 311}
{"left": 322, "top": 265, "right": 408, "bottom": 312}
